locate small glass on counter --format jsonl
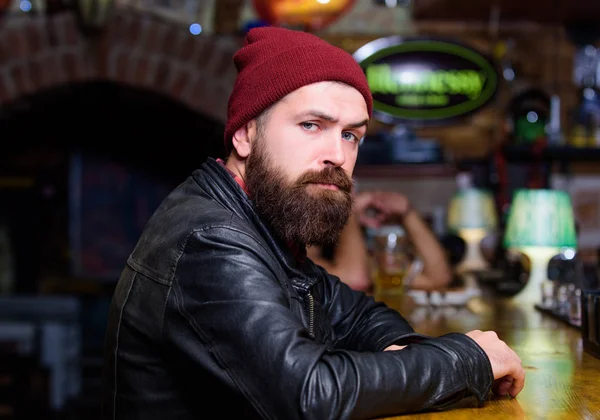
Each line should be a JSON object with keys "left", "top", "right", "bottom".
{"left": 371, "top": 225, "right": 414, "bottom": 297}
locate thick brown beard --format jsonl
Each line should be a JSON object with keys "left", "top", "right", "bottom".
{"left": 245, "top": 136, "right": 354, "bottom": 247}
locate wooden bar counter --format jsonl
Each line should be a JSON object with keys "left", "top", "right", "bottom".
{"left": 375, "top": 291, "right": 600, "bottom": 420}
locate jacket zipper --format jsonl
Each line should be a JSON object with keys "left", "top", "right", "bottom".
{"left": 307, "top": 290, "right": 315, "bottom": 340}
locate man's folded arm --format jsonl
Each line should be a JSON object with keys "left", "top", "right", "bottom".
{"left": 166, "top": 227, "right": 493, "bottom": 420}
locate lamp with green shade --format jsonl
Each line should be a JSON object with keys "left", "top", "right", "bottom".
{"left": 503, "top": 189, "right": 577, "bottom": 303}
{"left": 447, "top": 188, "right": 498, "bottom": 272}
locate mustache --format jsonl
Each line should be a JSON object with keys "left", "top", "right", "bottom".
{"left": 295, "top": 167, "right": 354, "bottom": 193}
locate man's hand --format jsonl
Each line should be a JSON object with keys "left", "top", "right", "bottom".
{"left": 384, "top": 344, "right": 406, "bottom": 351}
{"left": 466, "top": 330, "right": 525, "bottom": 398}
{"left": 354, "top": 191, "right": 412, "bottom": 228}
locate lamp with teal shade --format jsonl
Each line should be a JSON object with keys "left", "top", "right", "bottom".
{"left": 447, "top": 188, "right": 498, "bottom": 273}
{"left": 503, "top": 189, "right": 577, "bottom": 303}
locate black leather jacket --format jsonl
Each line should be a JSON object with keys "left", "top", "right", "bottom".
{"left": 102, "top": 158, "right": 493, "bottom": 420}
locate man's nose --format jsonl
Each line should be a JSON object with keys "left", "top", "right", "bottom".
{"left": 321, "top": 133, "right": 346, "bottom": 167}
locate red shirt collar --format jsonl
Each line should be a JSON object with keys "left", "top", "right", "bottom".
{"left": 216, "top": 158, "right": 250, "bottom": 196}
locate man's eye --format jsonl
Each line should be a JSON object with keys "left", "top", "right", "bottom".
{"left": 342, "top": 132, "right": 359, "bottom": 143}
{"left": 301, "top": 122, "right": 318, "bottom": 131}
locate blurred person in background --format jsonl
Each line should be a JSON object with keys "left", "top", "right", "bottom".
{"left": 308, "top": 189, "right": 452, "bottom": 292}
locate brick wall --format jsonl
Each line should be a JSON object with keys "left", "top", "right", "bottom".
{"left": 0, "top": 11, "right": 240, "bottom": 123}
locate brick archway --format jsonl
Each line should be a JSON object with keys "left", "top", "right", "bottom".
{"left": 0, "top": 11, "right": 240, "bottom": 123}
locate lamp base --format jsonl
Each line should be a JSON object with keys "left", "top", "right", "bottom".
{"left": 512, "top": 247, "right": 559, "bottom": 304}
{"left": 456, "top": 229, "right": 489, "bottom": 274}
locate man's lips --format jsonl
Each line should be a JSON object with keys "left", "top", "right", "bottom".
{"left": 309, "top": 182, "right": 340, "bottom": 191}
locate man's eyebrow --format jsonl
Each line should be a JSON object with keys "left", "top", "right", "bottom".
{"left": 297, "top": 110, "right": 337, "bottom": 122}
{"left": 297, "top": 110, "right": 369, "bottom": 129}
{"left": 346, "top": 119, "right": 369, "bottom": 129}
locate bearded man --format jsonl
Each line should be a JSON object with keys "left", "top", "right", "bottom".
{"left": 103, "top": 27, "right": 524, "bottom": 420}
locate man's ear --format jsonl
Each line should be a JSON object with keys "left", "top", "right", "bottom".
{"left": 232, "top": 120, "right": 258, "bottom": 159}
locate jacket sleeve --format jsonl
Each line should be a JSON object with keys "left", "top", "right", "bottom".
{"left": 169, "top": 225, "right": 493, "bottom": 420}
{"left": 316, "top": 267, "right": 425, "bottom": 352}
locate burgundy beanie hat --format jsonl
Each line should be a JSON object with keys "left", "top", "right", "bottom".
{"left": 224, "top": 26, "right": 373, "bottom": 152}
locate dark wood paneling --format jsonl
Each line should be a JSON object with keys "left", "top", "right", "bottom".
{"left": 412, "top": 0, "right": 600, "bottom": 24}
{"left": 354, "top": 163, "right": 457, "bottom": 178}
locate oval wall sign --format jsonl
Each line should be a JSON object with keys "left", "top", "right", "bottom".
{"left": 353, "top": 37, "right": 499, "bottom": 125}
